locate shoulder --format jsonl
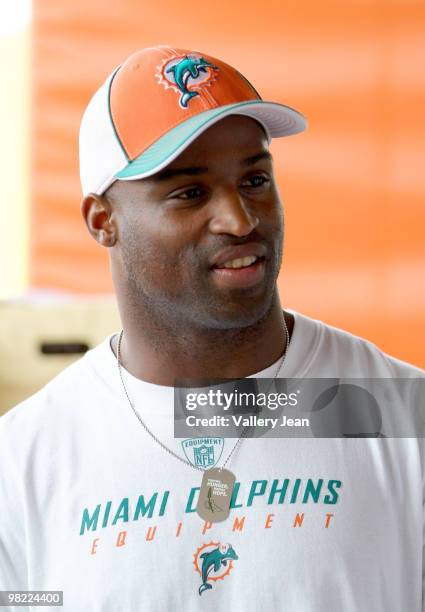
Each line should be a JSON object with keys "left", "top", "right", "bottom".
{"left": 291, "top": 310, "right": 425, "bottom": 378}
{"left": 0, "top": 355, "right": 84, "bottom": 447}
{"left": 0, "top": 334, "right": 117, "bottom": 451}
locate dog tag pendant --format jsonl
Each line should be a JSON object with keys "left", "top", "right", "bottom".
{"left": 196, "top": 467, "right": 235, "bottom": 523}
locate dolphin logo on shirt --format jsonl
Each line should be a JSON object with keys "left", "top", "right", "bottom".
{"left": 165, "top": 56, "right": 218, "bottom": 108}
{"left": 198, "top": 543, "right": 238, "bottom": 595}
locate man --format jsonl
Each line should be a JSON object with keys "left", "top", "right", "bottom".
{"left": 0, "top": 45, "right": 424, "bottom": 611}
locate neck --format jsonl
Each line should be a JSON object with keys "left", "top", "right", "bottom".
{"left": 111, "top": 294, "right": 293, "bottom": 386}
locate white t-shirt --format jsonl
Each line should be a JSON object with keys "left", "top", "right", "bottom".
{"left": 0, "top": 309, "right": 424, "bottom": 612}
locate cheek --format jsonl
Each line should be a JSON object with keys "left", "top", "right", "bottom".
{"left": 258, "top": 194, "right": 283, "bottom": 236}
{"left": 120, "top": 214, "right": 195, "bottom": 288}
{"left": 270, "top": 186, "right": 284, "bottom": 220}
{"left": 271, "top": 195, "right": 284, "bottom": 235}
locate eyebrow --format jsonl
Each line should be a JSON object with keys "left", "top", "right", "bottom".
{"left": 154, "top": 151, "right": 273, "bottom": 181}
{"left": 242, "top": 151, "right": 273, "bottom": 166}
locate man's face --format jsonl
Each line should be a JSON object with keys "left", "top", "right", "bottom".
{"left": 107, "top": 115, "right": 284, "bottom": 329}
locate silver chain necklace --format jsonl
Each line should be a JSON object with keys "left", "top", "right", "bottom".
{"left": 116, "top": 314, "right": 290, "bottom": 522}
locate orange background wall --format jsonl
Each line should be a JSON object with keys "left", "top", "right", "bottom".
{"left": 30, "top": 0, "right": 425, "bottom": 367}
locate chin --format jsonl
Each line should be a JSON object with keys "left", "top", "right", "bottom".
{"left": 201, "top": 290, "right": 276, "bottom": 331}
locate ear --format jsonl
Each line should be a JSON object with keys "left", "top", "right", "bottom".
{"left": 80, "top": 193, "right": 117, "bottom": 247}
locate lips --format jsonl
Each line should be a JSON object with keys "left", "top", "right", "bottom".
{"left": 210, "top": 243, "right": 268, "bottom": 269}
{"left": 211, "top": 259, "right": 266, "bottom": 289}
{"left": 219, "top": 255, "right": 259, "bottom": 269}
{"left": 209, "top": 242, "right": 268, "bottom": 289}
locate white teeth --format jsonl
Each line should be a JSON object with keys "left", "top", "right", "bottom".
{"left": 221, "top": 256, "right": 258, "bottom": 269}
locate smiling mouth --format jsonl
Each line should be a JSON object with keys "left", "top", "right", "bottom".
{"left": 211, "top": 256, "right": 266, "bottom": 288}
{"left": 214, "top": 255, "right": 261, "bottom": 270}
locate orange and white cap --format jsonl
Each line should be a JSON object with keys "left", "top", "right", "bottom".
{"left": 79, "top": 45, "right": 307, "bottom": 196}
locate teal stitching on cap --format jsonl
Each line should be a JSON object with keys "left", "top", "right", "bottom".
{"left": 115, "top": 100, "right": 265, "bottom": 178}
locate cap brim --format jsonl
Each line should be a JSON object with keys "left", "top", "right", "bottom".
{"left": 114, "top": 100, "right": 307, "bottom": 181}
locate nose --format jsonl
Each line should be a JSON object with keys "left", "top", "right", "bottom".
{"left": 208, "top": 188, "right": 259, "bottom": 237}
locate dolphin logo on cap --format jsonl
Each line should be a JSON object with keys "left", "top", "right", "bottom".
{"left": 165, "top": 55, "right": 218, "bottom": 108}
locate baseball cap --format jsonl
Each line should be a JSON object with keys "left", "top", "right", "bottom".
{"left": 79, "top": 45, "right": 307, "bottom": 197}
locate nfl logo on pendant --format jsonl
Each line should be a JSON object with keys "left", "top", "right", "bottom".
{"left": 181, "top": 437, "right": 224, "bottom": 469}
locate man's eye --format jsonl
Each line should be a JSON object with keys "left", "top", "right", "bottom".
{"left": 173, "top": 187, "right": 204, "bottom": 200}
{"left": 241, "top": 175, "right": 270, "bottom": 189}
